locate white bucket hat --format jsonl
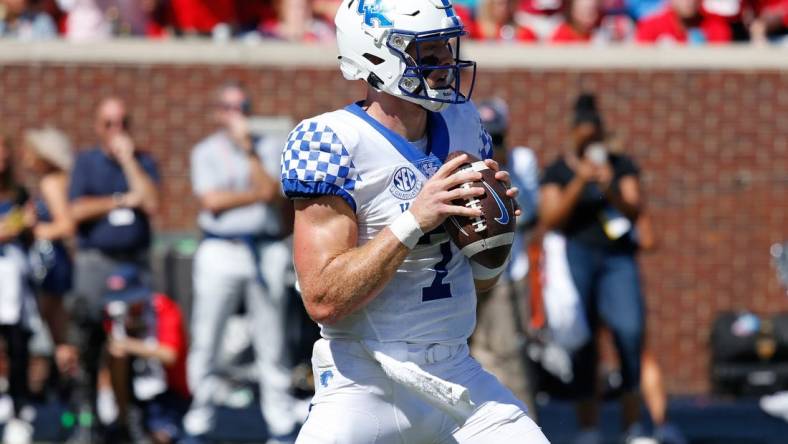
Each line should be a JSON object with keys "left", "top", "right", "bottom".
{"left": 24, "top": 127, "right": 73, "bottom": 172}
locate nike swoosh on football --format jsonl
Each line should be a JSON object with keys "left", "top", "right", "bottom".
{"left": 482, "top": 181, "right": 509, "bottom": 225}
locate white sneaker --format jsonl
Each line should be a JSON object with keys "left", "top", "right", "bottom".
{"left": 760, "top": 391, "right": 788, "bottom": 420}
{"left": 624, "top": 423, "right": 658, "bottom": 444}
{"left": 573, "top": 428, "right": 602, "bottom": 444}
{"left": 628, "top": 438, "right": 659, "bottom": 444}
{"left": 182, "top": 406, "right": 214, "bottom": 437}
{"left": 97, "top": 388, "right": 118, "bottom": 425}
{"left": 0, "top": 396, "right": 13, "bottom": 425}
{"left": 2, "top": 418, "right": 33, "bottom": 444}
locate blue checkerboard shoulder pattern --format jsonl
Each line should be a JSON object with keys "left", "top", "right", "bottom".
{"left": 479, "top": 126, "right": 494, "bottom": 161}
{"left": 281, "top": 120, "right": 360, "bottom": 209}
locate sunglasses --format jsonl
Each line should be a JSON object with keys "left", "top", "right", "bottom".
{"left": 103, "top": 117, "right": 130, "bottom": 130}
{"left": 217, "top": 100, "right": 252, "bottom": 115}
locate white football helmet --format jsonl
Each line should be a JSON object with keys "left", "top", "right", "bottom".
{"left": 335, "top": 0, "right": 477, "bottom": 112}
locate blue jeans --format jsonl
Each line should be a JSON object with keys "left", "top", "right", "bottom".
{"left": 565, "top": 239, "right": 645, "bottom": 397}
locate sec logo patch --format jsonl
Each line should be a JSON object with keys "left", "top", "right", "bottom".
{"left": 389, "top": 166, "right": 421, "bottom": 200}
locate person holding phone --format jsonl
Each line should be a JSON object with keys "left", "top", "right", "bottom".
{"left": 539, "top": 93, "right": 646, "bottom": 444}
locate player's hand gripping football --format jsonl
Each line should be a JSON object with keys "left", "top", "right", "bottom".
{"left": 409, "top": 154, "right": 486, "bottom": 233}
{"left": 483, "top": 158, "right": 522, "bottom": 217}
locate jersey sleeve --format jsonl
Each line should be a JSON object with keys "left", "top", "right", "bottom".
{"left": 280, "top": 119, "right": 359, "bottom": 211}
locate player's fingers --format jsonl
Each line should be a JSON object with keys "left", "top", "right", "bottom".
{"left": 506, "top": 186, "right": 520, "bottom": 199}
{"left": 494, "top": 170, "right": 511, "bottom": 184}
{"left": 434, "top": 153, "right": 469, "bottom": 179}
{"left": 514, "top": 208, "right": 522, "bottom": 217}
{"left": 442, "top": 186, "right": 485, "bottom": 202}
{"left": 442, "top": 170, "right": 482, "bottom": 190}
{"left": 442, "top": 203, "right": 482, "bottom": 218}
{"left": 484, "top": 158, "right": 500, "bottom": 172}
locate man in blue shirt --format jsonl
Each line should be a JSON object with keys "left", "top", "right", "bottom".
{"left": 67, "top": 96, "right": 160, "bottom": 442}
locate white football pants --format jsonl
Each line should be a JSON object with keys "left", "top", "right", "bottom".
{"left": 297, "top": 338, "right": 551, "bottom": 444}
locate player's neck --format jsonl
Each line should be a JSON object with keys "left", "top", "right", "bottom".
{"left": 362, "top": 93, "right": 427, "bottom": 142}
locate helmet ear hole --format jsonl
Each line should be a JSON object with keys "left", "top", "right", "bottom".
{"left": 363, "top": 53, "right": 385, "bottom": 65}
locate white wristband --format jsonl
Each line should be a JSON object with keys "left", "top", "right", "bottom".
{"left": 470, "top": 257, "right": 510, "bottom": 280}
{"left": 389, "top": 210, "right": 424, "bottom": 250}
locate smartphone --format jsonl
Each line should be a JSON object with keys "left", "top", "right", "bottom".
{"left": 586, "top": 143, "right": 608, "bottom": 165}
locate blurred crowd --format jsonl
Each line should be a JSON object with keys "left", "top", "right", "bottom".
{"left": 0, "top": 81, "right": 692, "bottom": 444}
{"left": 0, "top": 85, "right": 313, "bottom": 444}
{"left": 0, "top": 0, "right": 786, "bottom": 44}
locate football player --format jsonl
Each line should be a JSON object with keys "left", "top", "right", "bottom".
{"left": 280, "top": 1, "right": 551, "bottom": 443}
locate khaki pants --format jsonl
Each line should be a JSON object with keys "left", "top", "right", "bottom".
{"left": 188, "top": 238, "right": 298, "bottom": 436}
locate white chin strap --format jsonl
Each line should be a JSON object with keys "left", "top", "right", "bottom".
{"left": 394, "top": 88, "right": 453, "bottom": 112}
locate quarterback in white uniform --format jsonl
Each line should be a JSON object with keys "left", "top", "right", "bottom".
{"left": 280, "top": 1, "right": 550, "bottom": 443}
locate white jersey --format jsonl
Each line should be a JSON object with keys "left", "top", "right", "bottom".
{"left": 281, "top": 101, "right": 494, "bottom": 345}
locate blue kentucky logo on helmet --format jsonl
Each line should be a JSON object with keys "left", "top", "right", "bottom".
{"left": 357, "top": 0, "right": 394, "bottom": 27}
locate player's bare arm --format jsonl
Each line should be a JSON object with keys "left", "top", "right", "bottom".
{"left": 294, "top": 154, "right": 484, "bottom": 325}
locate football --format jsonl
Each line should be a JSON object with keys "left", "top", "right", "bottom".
{"left": 442, "top": 151, "right": 517, "bottom": 270}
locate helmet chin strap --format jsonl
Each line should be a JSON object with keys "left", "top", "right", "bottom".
{"left": 396, "top": 90, "right": 451, "bottom": 112}
{"left": 419, "top": 99, "right": 450, "bottom": 113}
{"left": 392, "top": 76, "right": 455, "bottom": 112}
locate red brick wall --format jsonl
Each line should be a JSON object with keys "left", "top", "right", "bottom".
{"left": 2, "top": 63, "right": 787, "bottom": 394}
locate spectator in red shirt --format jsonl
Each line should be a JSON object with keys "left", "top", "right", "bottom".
{"left": 308, "top": 0, "right": 342, "bottom": 41}
{"left": 143, "top": 0, "right": 175, "bottom": 37}
{"left": 169, "top": 0, "right": 236, "bottom": 35}
{"left": 517, "top": 0, "right": 565, "bottom": 39}
{"left": 703, "top": 0, "right": 767, "bottom": 41}
{"left": 57, "top": 0, "right": 173, "bottom": 39}
{"left": 750, "top": 0, "right": 788, "bottom": 43}
{"left": 473, "top": 0, "right": 538, "bottom": 41}
{"left": 636, "top": 0, "right": 733, "bottom": 43}
{"left": 103, "top": 265, "right": 189, "bottom": 444}
{"left": 272, "top": 0, "right": 342, "bottom": 41}
{"left": 551, "top": 0, "right": 635, "bottom": 42}
{"left": 551, "top": 0, "right": 602, "bottom": 42}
